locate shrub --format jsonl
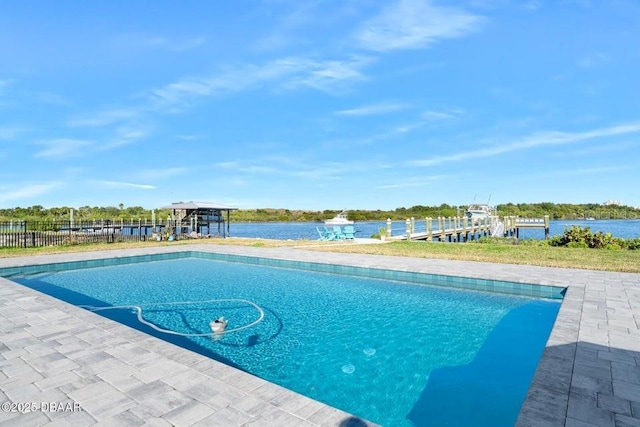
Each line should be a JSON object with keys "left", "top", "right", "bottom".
{"left": 371, "top": 227, "right": 387, "bottom": 239}
{"left": 622, "top": 238, "right": 640, "bottom": 250}
{"left": 550, "top": 226, "right": 628, "bottom": 249}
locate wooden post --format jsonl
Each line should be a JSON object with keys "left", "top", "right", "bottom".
{"left": 386, "top": 218, "right": 392, "bottom": 238}
{"left": 426, "top": 217, "right": 432, "bottom": 241}
{"left": 544, "top": 215, "right": 550, "bottom": 239}
{"left": 405, "top": 219, "right": 411, "bottom": 240}
{"left": 410, "top": 217, "right": 415, "bottom": 234}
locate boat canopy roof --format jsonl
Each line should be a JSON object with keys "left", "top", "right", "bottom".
{"left": 160, "top": 201, "right": 238, "bottom": 210}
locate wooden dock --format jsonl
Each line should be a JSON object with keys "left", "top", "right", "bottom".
{"left": 386, "top": 215, "right": 550, "bottom": 242}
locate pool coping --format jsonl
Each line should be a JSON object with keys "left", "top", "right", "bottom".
{"left": 1, "top": 244, "right": 639, "bottom": 426}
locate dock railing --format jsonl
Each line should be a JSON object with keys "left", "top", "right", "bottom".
{"left": 386, "top": 215, "right": 550, "bottom": 241}
{"left": 0, "top": 217, "right": 232, "bottom": 248}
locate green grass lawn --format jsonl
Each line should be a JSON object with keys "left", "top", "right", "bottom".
{"left": 308, "top": 240, "right": 640, "bottom": 273}
{"left": 0, "top": 237, "right": 317, "bottom": 258}
{"left": 1, "top": 238, "right": 638, "bottom": 273}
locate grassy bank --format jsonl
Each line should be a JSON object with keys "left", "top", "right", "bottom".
{"left": 0, "top": 238, "right": 308, "bottom": 258}
{"left": 1, "top": 238, "right": 639, "bottom": 273}
{"left": 309, "top": 240, "right": 640, "bottom": 273}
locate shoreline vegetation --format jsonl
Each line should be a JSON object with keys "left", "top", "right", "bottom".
{"left": 1, "top": 202, "right": 640, "bottom": 222}
{"left": 1, "top": 204, "right": 639, "bottom": 274}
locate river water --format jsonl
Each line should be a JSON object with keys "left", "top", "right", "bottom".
{"left": 229, "top": 219, "right": 640, "bottom": 241}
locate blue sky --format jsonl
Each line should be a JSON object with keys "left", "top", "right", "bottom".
{"left": 1, "top": 0, "right": 639, "bottom": 211}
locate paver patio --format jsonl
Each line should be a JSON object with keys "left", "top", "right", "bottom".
{"left": 1, "top": 244, "right": 639, "bottom": 426}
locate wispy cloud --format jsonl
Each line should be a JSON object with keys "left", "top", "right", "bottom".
{"left": 291, "top": 162, "right": 350, "bottom": 180}
{"left": 578, "top": 52, "right": 610, "bottom": 68}
{"left": 101, "top": 126, "right": 150, "bottom": 150}
{"left": 410, "top": 123, "right": 640, "bottom": 167}
{"left": 216, "top": 157, "right": 357, "bottom": 181}
{"left": 116, "top": 33, "right": 205, "bottom": 52}
{"left": 536, "top": 165, "right": 630, "bottom": 179}
{"left": 150, "top": 56, "right": 372, "bottom": 109}
{"left": 0, "top": 79, "right": 13, "bottom": 96}
{"left": 0, "top": 126, "right": 27, "bottom": 140}
{"left": 554, "top": 140, "right": 638, "bottom": 156}
{"left": 68, "top": 108, "right": 140, "bottom": 127}
{"left": 135, "top": 167, "right": 189, "bottom": 181}
{"left": 216, "top": 161, "right": 240, "bottom": 169}
{"left": 35, "top": 139, "right": 92, "bottom": 159}
{"left": 561, "top": 0, "right": 592, "bottom": 7}
{"left": 421, "top": 110, "right": 461, "bottom": 121}
{"left": 234, "top": 166, "right": 275, "bottom": 175}
{"left": 92, "top": 180, "right": 156, "bottom": 190}
{"left": 175, "top": 134, "right": 199, "bottom": 141}
{"left": 354, "top": 0, "right": 483, "bottom": 51}
{"left": 376, "top": 175, "right": 450, "bottom": 189}
{"left": 37, "top": 92, "right": 72, "bottom": 106}
{"left": 155, "top": 36, "right": 205, "bottom": 51}
{"left": 253, "top": 3, "right": 317, "bottom": 52}
{"left": 282, "top": 57, "right": 372, "bottom": 92}
{"left": 395, "top": 109, "right": 462, "bottom": 133}
{"left": 522, "top": 1, "right": 541, "bottom": 11}
{"left": 335, "top": 102, "right": 409, "bottom": 116}
{"left": 215, "top": 161, "right": 280, "bottom": 175}
{"left": 0, "top": 183, "right": 59, "bottom": 203}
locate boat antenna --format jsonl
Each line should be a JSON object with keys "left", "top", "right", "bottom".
{"left": 487, "top": 193, "right": 492, "bottom": 205}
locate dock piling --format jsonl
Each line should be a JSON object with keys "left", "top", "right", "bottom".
{"left": 387, "top": 214, "right": 550, "bottom": 242}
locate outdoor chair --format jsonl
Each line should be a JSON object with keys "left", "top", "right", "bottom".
{"left": 343, "top": 225, "right": 356, "bottom": 239}
{"left": 332, "top": 226, "right": 346, "bottom": 240}
{"left": 316, "top": 226, "right": 334, "bottom": 241}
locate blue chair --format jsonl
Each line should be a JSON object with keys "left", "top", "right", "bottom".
{"left": 343, "top": 225, "right": 356, "bottom": 239}
{"left": 332, "top": 226, "right": 346, "bottom": 240}
{"left": 316, "top": 226, "right": 334, "bottom": 241}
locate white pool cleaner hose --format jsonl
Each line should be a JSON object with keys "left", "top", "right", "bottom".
{"left": 80, "top": 298, "right": 264, "bottom": 337}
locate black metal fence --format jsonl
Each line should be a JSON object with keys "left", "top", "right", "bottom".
{"left": 0, "top": 220, "right": 190, "bottom": 248}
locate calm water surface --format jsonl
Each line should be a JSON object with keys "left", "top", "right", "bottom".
{"left": 229, "top": 219, "right": 640, "bottom": 240}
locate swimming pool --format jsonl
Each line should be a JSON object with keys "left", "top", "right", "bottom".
{"left": 6, "top": 253, "right": 563, "bottom": 426}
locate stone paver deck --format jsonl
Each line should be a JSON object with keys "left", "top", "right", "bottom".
{"left": 1, "top": 244, "right": 640, "bottom": 426}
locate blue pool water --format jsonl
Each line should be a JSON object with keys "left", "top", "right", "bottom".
{"left": 13, "top": 258, "right": 561, "bottom": 426}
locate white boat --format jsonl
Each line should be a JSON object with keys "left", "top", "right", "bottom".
{"left": 324, "top": 210, "right": 354, "bottom": 225}
{"left": 465, "top": 204, "right": 496, "bottom": 221}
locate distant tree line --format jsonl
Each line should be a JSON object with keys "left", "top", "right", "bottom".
{"left": 495, "top": 202, "right": 639, "bottom": 220}
{"left": 0, "top": 205, "right": 167, "bottom": 222}
{"left": 0, "top": 203, "right": 638, "bottom": 223}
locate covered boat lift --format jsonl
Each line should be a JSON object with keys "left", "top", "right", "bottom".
{"left": 160, "top": 201, "right": 238, "bottom": 238}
